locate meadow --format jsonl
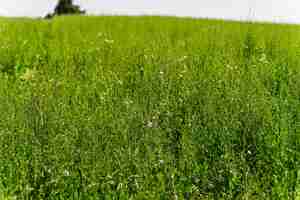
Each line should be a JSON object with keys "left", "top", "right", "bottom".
{"left": 0, "top": 15, "right": 300, "bottom": 199}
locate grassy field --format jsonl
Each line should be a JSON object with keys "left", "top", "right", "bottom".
{"left": 0, "top": 15, "right": 300, "bottom": 199}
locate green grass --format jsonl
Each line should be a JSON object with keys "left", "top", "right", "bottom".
{"left": 0, "top": 15, "right": 300, "bottom": 199}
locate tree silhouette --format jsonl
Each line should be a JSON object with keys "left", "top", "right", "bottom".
{"left": 45, "top": 0, "right": 85, "bottom": 18}
{"left": 54, "top": 0, "right": 85, "bottom": 15}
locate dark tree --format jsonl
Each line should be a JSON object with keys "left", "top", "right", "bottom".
{"left": 54, "top": 0, "right": 85, "bottom": 15}
{"left": 44, "top": 13, "right": 54, "bottom": 19}
{"left": 45, "top": 0, "right": 85, "bottom": 18}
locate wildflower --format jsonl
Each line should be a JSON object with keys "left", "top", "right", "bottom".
{"left": 226, "top": 64, "right": 233, "bottom": 70}
{"left": 63, "top": 169, "right": 70, "bottom": 177}
{"left": 124, "top": 98, "right": 133, "bottom": 106}
{"left": 226, "top": 64, "right": 238, "bottom": 71}
{"left": 22, "top": 40, "right": 28, "bottom": 46}
{"left": 178, "top": 55, "right": 188, "bottom": 62}
{"left": 158, "top": 159, "right": 164, "bottom": 165}
{"left": 46, "top": 167, "right": 52, "bottom": 174}
{"left": 104, "top": 39, "right": 114, "bottom": 44}
{"left": 25, "top": 185, "right": 34, "bottom": 193}
{"left": 100, "top": 95, "right": 105, "bottom": 102}
{"left": 117, "top": 80, "right": 123, "bottom": 85}
{"left": 172, "top": 193, "right": 178, "bottom": 200}
{"left": 259, "top": 53, "right": 269, "bottom": 64}
{"left": 147, "top": 121, "right": 154, "bottom": 128}
{"left": 20, "top": 68, "right": 37, "bottom": 81}
{"left": 179, "top": 64, "right": 188, "bottom": 78}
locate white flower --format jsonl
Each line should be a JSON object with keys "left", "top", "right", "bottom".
{"left": 147, "top": 121, "right": 154, "bottom": 128}
{"left": 158, "top": 159, "right": 164, "bottom": 165}
{"left": 63, "top": 169, "right": 70, "bottom": 177}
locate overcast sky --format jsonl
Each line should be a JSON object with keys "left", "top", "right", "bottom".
{"left": 0, "top": 0, "right": 300, "bottom": 23}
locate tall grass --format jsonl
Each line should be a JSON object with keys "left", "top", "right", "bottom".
{"left": 0, "top": 15, "right": 300, "bottom": 199}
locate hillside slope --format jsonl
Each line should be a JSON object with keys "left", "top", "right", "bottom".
{"left": 0, "top": 16, "right": 300, "bottom": 199}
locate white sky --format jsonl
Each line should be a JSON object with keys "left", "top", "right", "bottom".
{"left": 0, "top": 0, "right": 300, "bottom": 23}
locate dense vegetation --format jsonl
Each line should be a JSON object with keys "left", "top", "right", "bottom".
{"left": 0, "top": 16, "right": 299, "bottom": 199}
